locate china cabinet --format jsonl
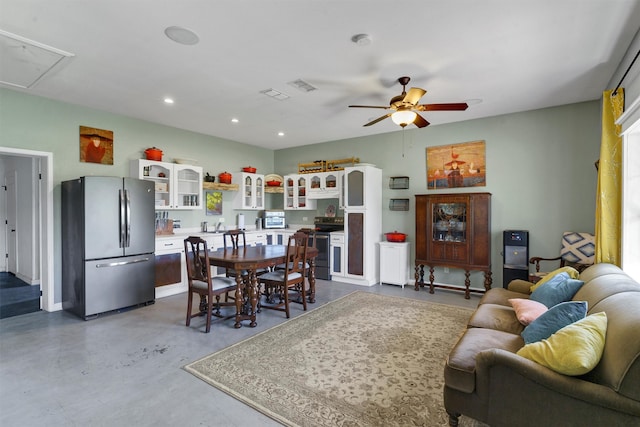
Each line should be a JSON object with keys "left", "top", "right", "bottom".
{"left": 235, "top": 172, "right": 264, "bottom": 210}
{"left": 414, "top": 192, "right": 492, "bottom": 298}
{"left": 306, "top": 171, "right": 342, "bottom": 199}
{"left": 283, "top": 174, "right": 316, "bottom": 210}
{"left": 130, "top": 159, "right": 203, "bottom": 210}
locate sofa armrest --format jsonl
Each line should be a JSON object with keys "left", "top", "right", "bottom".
{"left": 474, "top": 349, "right": 640, "bottom": 417}
{"left": 506, "top": 279, "right": 532, "bottom": 294}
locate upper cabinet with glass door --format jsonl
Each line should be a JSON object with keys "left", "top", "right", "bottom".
{"left": 235, "top": 172, "right": 265, "bottom": 210}
{"left": 306, "top": 171, "right": 342, "bottom": 199}
{"left": 343, "top": 165, "right": 382, "bottom": 210}
{"left": 130, "top": 159, "right": 203, "bottom": 210}
{"left": 283, "top": 174, "right": 316, "bottom": 210}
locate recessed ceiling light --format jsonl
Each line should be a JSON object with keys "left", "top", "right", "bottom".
{"left": 164, "top": 98, "right": 174, "bottom": 104}
{"left": 164, "top": 26, "right": 199, "bottom": 45}
{"left": 231, "top": 118, "right": 239, "bottom": 123}
{"left": 278, "top": 132, "right": 285, "bottom": 137}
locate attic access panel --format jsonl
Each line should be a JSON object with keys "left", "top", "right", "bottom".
{"left": 0, "top": 30, "right": 74, "bottom": 89}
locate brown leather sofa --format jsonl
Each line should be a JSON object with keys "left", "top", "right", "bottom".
{"left": 443, "top": 263, "right": 640, "bottom": 426}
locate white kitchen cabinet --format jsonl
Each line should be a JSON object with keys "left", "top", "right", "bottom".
{"left": 333, "top": 165, "right": 382, "bottom": 286}
{"left": 343, "top": 165, "right": 380, "bottom": 209}
{"left": 154, "top": 236, "right": 187, "bottom": 298}
{"left": 307, "top": 171, "right": 342, "bottom": 199}
{"left": 330, "top": 232, "right": 345, "bottom": 278}
{"left": 283, "top": 174, "right": 316, "bottom": 210}
{"left": 130, "top": 159, "right": 203, "bottom": 210}
{"left": 379, "top": 241, "right": 411, "bottom": 288}
{"left": 235, "top": 173, "right": 265, "bottom": 210}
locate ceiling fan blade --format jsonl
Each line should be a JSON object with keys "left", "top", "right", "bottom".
{"left": 363, "top": 113, "right": 392, "bottom": 127}
{"left": 403, "top": 87, "right": 426, "bottom": 105}
{"left": 413, "top": 113, "right": 430, "bottom": 128}
{"left": 417, "top": 103, "right": 468, "bottom": 111}
{"left": 349, "top": 105, "right": 389, "bottom": 109}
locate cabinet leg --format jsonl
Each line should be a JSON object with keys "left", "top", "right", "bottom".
{"left": 484, "top": 270, "right": 493, "bottom": 291}
{"left": 414, "top": 264, "right": 423, "bottom": 291}
{"left": 429, "top": 266, "right": 435, "bottom": 294}
{"left": 464, "top": 270, "right": 471, "bottom": 299}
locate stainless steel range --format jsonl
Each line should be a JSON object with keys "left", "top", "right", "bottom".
{"left": 313, "top": 216, "right": 344, "bottom": 280}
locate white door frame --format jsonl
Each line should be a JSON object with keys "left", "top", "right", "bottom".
{"left": 0, "top": 147, "right": 55, "bottom": 312}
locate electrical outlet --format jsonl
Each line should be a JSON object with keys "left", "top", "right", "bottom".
{"left": 302, "top": 217, "right": 308, "bottom": 221}
{"left": 444, "top": 267, "right": 450, "bottom": 273}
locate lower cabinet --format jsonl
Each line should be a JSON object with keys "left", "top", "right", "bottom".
{"left": 154, "top": 237, "right": 187, "bottom": 298}
{"left": 330, "top": 232, "right": 345, "bottom": 278}
{"left": 379, "top": 242, "right": 410, "bottom": 287}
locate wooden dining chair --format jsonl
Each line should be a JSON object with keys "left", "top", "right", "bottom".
{"left": 259, "top": 232, "right": 309, "bottom": 318}
{"left": 184, "top": 236, "right": 237, "bottom": 333}
{"left": 223, "top": 229, "right": 246, "bottom": 251}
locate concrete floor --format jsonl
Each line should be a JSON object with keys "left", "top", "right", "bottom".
{"left": 0, "top": 279, "right": 481, "bottom": 427}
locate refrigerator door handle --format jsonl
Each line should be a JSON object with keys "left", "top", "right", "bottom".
{"left": 95, "top": 257, "right": 151, "bottom": 268}
{"left": 125, "top": 189, "right": 132, "bottom": 247}
{"left": 119, "top": 189, "right": 126, "bottom": 248}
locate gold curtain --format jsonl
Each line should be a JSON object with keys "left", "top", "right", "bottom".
{"left": 595, "top": 89, "right": 624, "bottom": 265}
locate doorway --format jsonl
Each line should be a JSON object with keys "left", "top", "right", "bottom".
{"left": 0, "top": 147, "right": 54, "bottom": 313}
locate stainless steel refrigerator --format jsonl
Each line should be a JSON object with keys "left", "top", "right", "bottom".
{"left": 62, "top": 176, "right": 155, "bottom": 319}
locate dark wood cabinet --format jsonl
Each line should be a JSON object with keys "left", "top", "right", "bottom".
{"left": 414, "top": 192, "right": 492, "bottom": 298}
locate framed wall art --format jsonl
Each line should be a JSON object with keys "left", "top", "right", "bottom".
{"left": 205, "top": 191, "right": 223, "bottom": 215}
{"left": 79, "top": 125, "right": 113, "bottom": 165}
{"left": 426, "top": 140, "right": 486, "bottom": 189}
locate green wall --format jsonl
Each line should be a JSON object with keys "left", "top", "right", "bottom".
{"left": 275, "top": 101, "right": 601, "bottom": 288}
{"left": 0, "top": 86, "right": 601, "bottom": 300}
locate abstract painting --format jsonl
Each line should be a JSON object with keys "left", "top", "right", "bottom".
{"left": 206, "top": 191, "right": 223, "bottom": 215}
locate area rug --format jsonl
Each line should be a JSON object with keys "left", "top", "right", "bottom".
{"left": 184, "top": 291, "right": 481, "bottom": 427}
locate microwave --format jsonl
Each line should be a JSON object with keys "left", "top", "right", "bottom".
{"left": 263, "top": 210, "right": 286, "bottom": 229}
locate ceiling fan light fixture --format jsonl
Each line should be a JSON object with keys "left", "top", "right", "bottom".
{"left": 164, "top": 26, "right": 200, "bottom": 45}
{"left": 351, "top": 33, "right": 371, "bottom": 46}
{"left": 392, "top": 110, "right": 417, "bottom": 127}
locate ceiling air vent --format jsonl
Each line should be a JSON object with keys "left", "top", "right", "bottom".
{"left": 287, "top": 79, "right": 317, "bottom": 93}
{"left": 0, "top": 29, "right": 74, "bottom": 89}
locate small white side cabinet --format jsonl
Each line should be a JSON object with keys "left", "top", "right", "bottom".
{"left": 379, "top": 241, "right": 410, "bottom": 287}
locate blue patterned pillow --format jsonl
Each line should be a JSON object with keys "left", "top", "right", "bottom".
{"left": 530, "top": 274, "right": 584, "bottom": 308}
{"left": 521, "top": 301, "right": 588, "bottom": 344}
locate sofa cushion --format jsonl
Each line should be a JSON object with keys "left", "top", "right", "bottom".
{"left": 445, "top": 328, "right": 524, "bottom": 393}
{"left": 530, "top": 276, "right": 584, "bottom": 308}
{"left": 582, "top": 292, "right": 640, "bottom": 401}
{"left": 521, "top": 301, "right": 588, "bottom": 344}
{"left": 508, "top": 298, "right": 548, "bottom": 325}
{"left": 517, "top": 312, "right": 607, "bottom": 376}
{"left": 479, "top": 287, "right": 530, "bottom": 306}
{"left": 467, "top": 304, "right": 524, "bottom": 334}
{"left": 530, "top": 267, "right": 579, "bottom": 292}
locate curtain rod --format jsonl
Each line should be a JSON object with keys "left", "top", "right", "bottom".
{"left": 613, "top": 49, "right": 640, "bottom": 96}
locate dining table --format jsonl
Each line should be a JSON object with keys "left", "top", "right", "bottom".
{"left": 207, "top": 245, "right": 318, "bottom": 328}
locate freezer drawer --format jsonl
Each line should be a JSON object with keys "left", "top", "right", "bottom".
{"left": 83, "top": 255, "right": 155, "bottom": 319}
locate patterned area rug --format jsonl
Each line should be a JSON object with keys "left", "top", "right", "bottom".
{"left": 184, "top": 291, "right": 481, "bottom": 426}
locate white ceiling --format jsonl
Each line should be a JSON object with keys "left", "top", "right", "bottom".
{"left": 1, "top": 0, "right": 639, "bottom": 150}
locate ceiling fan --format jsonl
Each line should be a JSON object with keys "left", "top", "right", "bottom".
{"left": 348, "top": 76, "right": 468, "bottom": 128}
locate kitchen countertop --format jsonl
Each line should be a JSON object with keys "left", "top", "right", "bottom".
{"left": 155, "top": 225, "right": 313, "bottom": 241}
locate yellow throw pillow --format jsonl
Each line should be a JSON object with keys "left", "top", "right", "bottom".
{"left": 516, "top": 312, "right": 607, "bottom": 376}
{"left": 529, "top": 266, "right": 580, "bottom": 292}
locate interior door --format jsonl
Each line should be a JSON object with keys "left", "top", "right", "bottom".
{"left": 6, "top": 171, "right": 17, "bottom": 275}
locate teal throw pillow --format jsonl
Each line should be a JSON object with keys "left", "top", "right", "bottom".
{"left": 530, "top": 274, "right": 584, "bottom": 308}
{"left": 521, "top": 301, "right": 588, "bottom": 344}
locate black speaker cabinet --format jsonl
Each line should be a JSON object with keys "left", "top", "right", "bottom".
{"left": 503, "top": 230, "right": 529, "bottom": 288}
